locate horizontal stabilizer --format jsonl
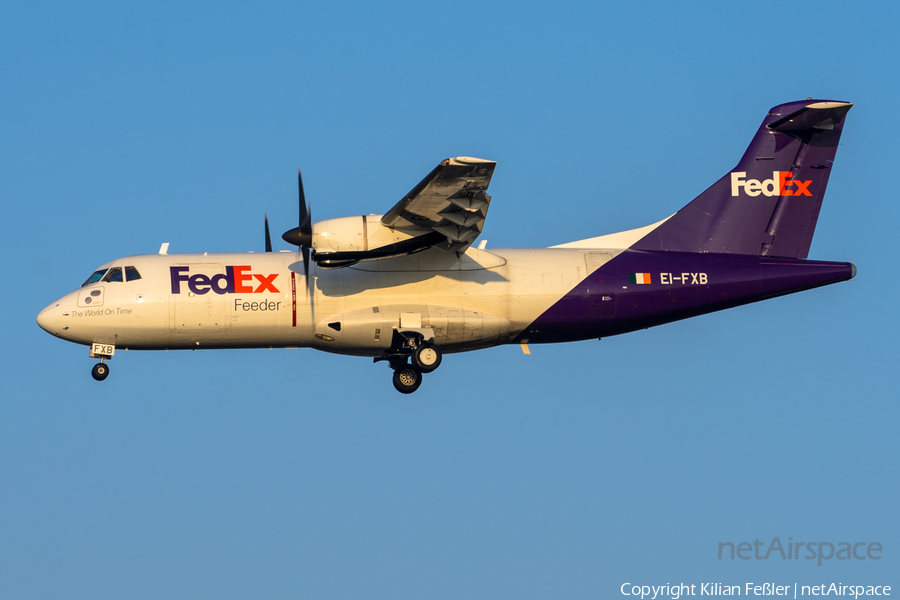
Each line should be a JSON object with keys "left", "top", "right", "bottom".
{"left": 767, "top": 102, "right": 852, "bottom": 132}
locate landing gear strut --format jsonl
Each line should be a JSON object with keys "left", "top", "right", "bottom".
{"left": 91, "top": 361, "right": 110, "bottom": 381}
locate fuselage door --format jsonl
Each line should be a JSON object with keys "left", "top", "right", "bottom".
{"left": 584, "top": 251, "right": 612, "bottom": 275}
{"left": 169, "top": 263, "right": 230, "bottom": 331}
{"left": 583, "top": 252, "right": 616, "bottom": 319}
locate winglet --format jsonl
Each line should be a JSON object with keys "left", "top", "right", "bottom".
{"left": 159, "top": 242, "right": 169, "bottom": 255}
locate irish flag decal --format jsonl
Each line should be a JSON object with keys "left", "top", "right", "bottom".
{"left": 629, "top": 273, "right": 652, "bottom": 284}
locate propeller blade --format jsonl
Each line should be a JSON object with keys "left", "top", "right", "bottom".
{"left": 282, "top": 167, "right": 314, "bottom": 247}
{"left": 294, "top": 169, "right": 314, "bottom": 315}
{"left": 264, "top": 214, "right": 272, "bottom": 252}
{"left": 298, "top": 168, "right": 311, "bottom": 234}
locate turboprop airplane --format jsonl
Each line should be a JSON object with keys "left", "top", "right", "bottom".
{"left": 37, "top": 99, "right": 856, "bottom": 393}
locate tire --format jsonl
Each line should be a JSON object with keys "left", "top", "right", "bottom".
{"left": 392, "top": 366, "right": 422, "bottom": 394}
{"left": 413, "top": 344, "right": 442, "bottom": 373}
{"left": 91, "top": 363, "right": 110, "bottom": 381}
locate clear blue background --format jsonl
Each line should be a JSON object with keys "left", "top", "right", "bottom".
{"left": 2, "top": 1, "right": 896, "bottom": 598}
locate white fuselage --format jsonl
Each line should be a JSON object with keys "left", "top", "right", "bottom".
{"left": 38, "top": 245, "right": 624, "bottom": 356}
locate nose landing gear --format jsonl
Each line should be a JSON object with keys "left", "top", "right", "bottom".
{"left": 89, "top": 343, "right": 115, "bottom": 382}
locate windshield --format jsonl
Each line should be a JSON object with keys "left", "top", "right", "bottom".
{"left": 101, "top": 267, "right": 123, "bottom": 283}
{"left": 81, "top": 269, "right": 108, "bottom": 287}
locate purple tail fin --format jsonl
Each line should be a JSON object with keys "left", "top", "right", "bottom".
{"left": 633, "top": 100, "right": 852, "bottom": 258}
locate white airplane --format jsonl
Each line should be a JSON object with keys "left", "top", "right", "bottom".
{"left": 37, "top": 100, "right": 856, "bottom": 393}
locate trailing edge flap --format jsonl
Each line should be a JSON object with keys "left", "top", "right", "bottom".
{"left": 381, "top": 156, "right": 496, "bottom": 254}
{"left": 767, "top": 101, "right": 853, "bottom": 133}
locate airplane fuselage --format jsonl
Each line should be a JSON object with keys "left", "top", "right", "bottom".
{"left": 37, "top": 246, "right": 854, "bottom": 357}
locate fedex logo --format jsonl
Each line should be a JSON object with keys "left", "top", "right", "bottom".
{"left": 730, "top": 171, "right": 813, "bottom": 197}
{"left": 170, "top": 265, "right": 280, "bottom": 295}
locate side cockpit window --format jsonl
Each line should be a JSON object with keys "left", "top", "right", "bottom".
{"left": 125, "top": 266, "right": 142, "bottom": 281}
{"left": 82, "top": 269, "right": 108, "bottom": 287}
{"left": 101, "top": 267, "right": 123, "bottom": 283}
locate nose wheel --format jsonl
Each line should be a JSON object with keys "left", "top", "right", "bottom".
{"left": 91, "top": 362, "right": 110, "bottom": 381}
{"left": 88, "top": 344, "right": 114, "bottom": 382}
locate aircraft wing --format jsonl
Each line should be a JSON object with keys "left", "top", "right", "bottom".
{"left": 381, "top": 156, "right": 496, "bottom": 253}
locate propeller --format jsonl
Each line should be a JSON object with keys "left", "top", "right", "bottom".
{"left": 282, "top": 168, "right": 313, "bottom": 276}
{"left": 264, "top": 214, "right": 272, "bottom": 252}
{"left": 281, "top": 168, "right": 315, "bottom": 323}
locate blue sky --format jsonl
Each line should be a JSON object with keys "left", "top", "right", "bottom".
{"left": 2, "top": 1, "right": 897, "bottom": 598}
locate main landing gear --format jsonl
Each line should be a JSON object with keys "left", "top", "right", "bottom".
{"left": 376, "top": 334, "right": 443, "bottom": 394}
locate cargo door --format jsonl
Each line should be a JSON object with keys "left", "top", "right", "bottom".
{"left": 583, "top": 252, "right": 616, "bottom": 319}
{"left": 169, "top": 264, "right": 230, "bottom": 331}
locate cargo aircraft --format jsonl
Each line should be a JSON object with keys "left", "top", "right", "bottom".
{"left": 37, "top": 99, "right": 856, "bottom": 393}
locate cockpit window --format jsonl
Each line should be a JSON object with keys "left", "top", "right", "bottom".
{"left": 101, "top": 267, "right": 123, "bottom": 283}
{"left": 81, "top": 269, "right": 108, "bottom": 287}
{"left": 124, "top": 266, "right": 142, "bottom": 281}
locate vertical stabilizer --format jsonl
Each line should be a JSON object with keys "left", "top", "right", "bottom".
{"left": 633, "top": 100, "right": 852, "bottom": 258}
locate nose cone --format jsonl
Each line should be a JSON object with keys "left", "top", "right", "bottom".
{"left": 37, "top": 302, "right": 61, "bottom": 336}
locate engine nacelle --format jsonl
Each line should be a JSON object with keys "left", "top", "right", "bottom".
{"left": 312, "top": 216, "right": 368, "bottom": 253}
{"left": 311, "top": 215, "right": 430, "bottom": 264}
